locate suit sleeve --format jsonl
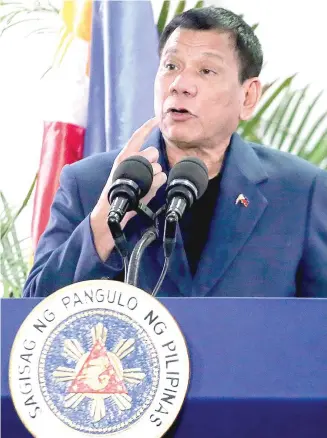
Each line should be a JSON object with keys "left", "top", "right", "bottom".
{"left": 298, "top": 169, "right": 327, "bottom": 297}
{"left": 23, "top": 164, "right": 123, "bottom": 298}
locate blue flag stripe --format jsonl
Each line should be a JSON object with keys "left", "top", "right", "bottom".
{"left": 84, "top": 0, "right": 159, "bottom": 156}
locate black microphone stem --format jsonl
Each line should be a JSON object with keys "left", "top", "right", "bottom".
{"left": 126, "top": 227, "right": 158, "bottom": 287}
{"left": 152, "top": 257, "right": 170, "bottom": 297}
{"left": 151, "top": 214, "right": 177, "bottom": 297}
{"left": 163, "top": 212, "right": 178, "bottom": 258}
{"left": 107, "top": 214, "right": 129, "bottom": 282}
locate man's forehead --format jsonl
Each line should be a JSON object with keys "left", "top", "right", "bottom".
{"left": 161, "top": 28, "right": 235, "bottom": 59}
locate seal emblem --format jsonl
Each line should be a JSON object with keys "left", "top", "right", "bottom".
{"left": 9, "top": 281, "right": 190, "bottom": 437}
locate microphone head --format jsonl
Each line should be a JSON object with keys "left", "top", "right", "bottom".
{"left": 112, "top": 155, "right": 153, "bottom": 197}
{"left": 167, "top": 157, "right": 209, "bottom": 200}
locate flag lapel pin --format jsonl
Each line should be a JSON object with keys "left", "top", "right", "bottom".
{"left": 235, "top": 194, "right": 249, "bottom": 207}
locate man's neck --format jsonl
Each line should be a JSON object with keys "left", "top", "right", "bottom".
{"left": 163, "top": 135, "right": 231, "bottom": 179}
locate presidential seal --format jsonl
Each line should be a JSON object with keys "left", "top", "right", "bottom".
{"left": 9, "top": 280, "right": 190, "bottom": 437}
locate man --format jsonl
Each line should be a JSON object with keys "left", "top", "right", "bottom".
{"left": 23, "top": 7, "right": 327, "bottom": 298}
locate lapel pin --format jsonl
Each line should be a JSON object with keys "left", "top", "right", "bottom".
{"left": 235, "top": 194, "right": 249, "bottom": 207}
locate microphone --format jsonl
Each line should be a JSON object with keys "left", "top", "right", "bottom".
{"left": 165, "top": 157, "right": 209, "bottom": 223}
{"left": 107, "top": 155, "right": 153, "bottom": 273}
{"left": 152, "top": 158, "right": 208, "bottom": 296}
{"left": 107, "top": 155, "right": 153, "bottom": 224}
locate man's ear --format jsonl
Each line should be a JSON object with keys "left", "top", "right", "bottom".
{"left": 240, "top": 78, "right": 262, "bottom": 121}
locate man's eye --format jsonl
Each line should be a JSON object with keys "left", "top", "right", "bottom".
{"left": 201, "top": 68, "right": 216, "bottom": 75}
{"left": 165, "top": 63, "right": 176, "bottom": 70}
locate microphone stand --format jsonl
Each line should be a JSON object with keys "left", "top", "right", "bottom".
{"left": 126, "top": 203, "right": 163, "bottom": 288}
{"left": 109, "top": 200, "right": 177, "bottom": 297}
{"left": 126, "top": 204, "right": 174, "bottom": 297}
{"left": 126, "top": 226, "right": 158, "bottom": 287}
{"left": 151, "top": 212, "right": 177, "bottom": 297}
{"left": 107, "top": 213, "right": 129, "bottom": 282}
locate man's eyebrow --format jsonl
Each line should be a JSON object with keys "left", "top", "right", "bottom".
{"left": 201, "top": 51, "right": 224, "bottom": 62}
{"left": 163, "top": 48, "right": 224, "bottom": 62}
{"left": 162, "top": 48, "right": 178, "bottom": 56}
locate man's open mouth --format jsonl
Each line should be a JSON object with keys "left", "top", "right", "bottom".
{"left": 168, "top": 108, "right": 191, "bottom": 114}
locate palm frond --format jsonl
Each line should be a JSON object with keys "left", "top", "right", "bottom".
{"left": 288, "top": 90, "right": 324, "bottom": 154}
{"left": 239, "top": 75, "right": 296, "bottom": 138}
{"left": 239, "top": 78, "right": 327, "bottom": 169}
{"left": 157, "top": 0, "right": 170, "bottom": 35}
{"left": 0, "top": 0, "right": 60, "bottom": 36}
{"left": 264, "top": 91, "right": 297, "bottom": 144}
{"left": 157, "top": 0, "right": 203, "bottom": 35}
{"left": 297, "top": 111, "right": 327, "bottom": 158}
{"left": 174, "top": 1, "right": 186, "bottom": 16}
{"left": 0, "top": 175, "right": 37, "bottom": 298}
{"left": 1, "top": 173, "right": 37, "bottom": 240}
{"left": 301, "top": 129, "right": 327, "bottom": 167}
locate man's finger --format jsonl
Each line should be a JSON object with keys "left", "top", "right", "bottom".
{"left": 138, "top": 146, "right": 159, "bottom": 163}
{"left": 141, "top": 172, "right": 167, "bottom": 205}
{"left": 152, "top": 172, "right": 168, "bottom": 189}
{"left": 152, "top": 162, "right": 163, "bottom": 176}
{"left": 123, "top": 118, "right": 159, "bottom": 154}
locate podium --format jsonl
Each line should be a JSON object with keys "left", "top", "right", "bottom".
{"left": 1, "top": 297, "right": 327, "bottom": 438}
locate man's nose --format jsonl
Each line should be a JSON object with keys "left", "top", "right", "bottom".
{"left": 168, "top": 71, "right": 197, "bottom": 97}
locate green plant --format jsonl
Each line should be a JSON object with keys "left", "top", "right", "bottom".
{"left": 0, "top": 0, "right": 60, "bottom": 37}
{"left": 238, "top": 76, "right": 327, "bottom": 169}
{"left": 1, "top": 175, "right": 37, "bottom": 298}
{"left": 157, "top": 0, "right": 204, "bottom": 34}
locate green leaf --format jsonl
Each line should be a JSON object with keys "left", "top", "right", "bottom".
{"left": 274, "top": 86, "right": 308, "bottom": 150}
{"left": 0, "top": 173, "right": 36, "bottom": 298}
{"left": 0, "top": 9, "right": 23, "bottom": 27}
{"left": 1, "top": 173, "right": 37, "bottom": 240}
{"left": 261, "top": 80, "right": 276, "bottom": 96}
{"left": 40, "top": 65, "right": 53, "bottom": 79}
{"left": 288, "top": 90, "right": 323, "bottom": 154}
{"left": 240, "top": 75, "right": 295, "bottom": 138}
{"left": 264, "top": 91, "right": 296, "bottom": 143}
{"left": 174, "top": 1, "right": 186, "bottom": 16}
{"left": 157, "top": 0, "right": 170, "bottom": 35}
{"left": 301, "top": 129, "right": 327, "bottom": 166}
{"left": 0, "top": 195, "right": 31, "bottom": 298}
{"left": 194, "top": 1, "right": 205, "bottom": 7}
{"left": 0, "top": 1, "right": 59, "bottom": 35}
{"left": 2, "top": 235, "right": 24, "bottom": 287}
{"left": 0, "top": 17, "right": 42, "bottom": 36}
{"left": 269, "top": 91, "right": 297, "bottom": 147}
{"left": 297, "top": 111, "right": 327, "bottom": 157}
{"left": 26, "top": 26, "right": 57, "bottom": 37}
{"left": 1, "top": 220, "right": 26, "bottom": 297}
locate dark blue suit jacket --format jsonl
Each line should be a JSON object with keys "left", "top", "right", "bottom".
{"left": 23, "top": 131, "right": 327, "bottom": 298}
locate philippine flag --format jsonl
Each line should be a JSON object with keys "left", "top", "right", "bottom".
{"left": 31, "top": 0, "right": 159, "bottom": 251}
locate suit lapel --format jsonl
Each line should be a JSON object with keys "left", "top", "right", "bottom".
{"left": 193, "top": 134, "right": 269, "bottom": 296}
{"left": 138, "top": 131, "right": 269, "bottom": 297}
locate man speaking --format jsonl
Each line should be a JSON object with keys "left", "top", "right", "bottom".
{"left": 23, "top": 6, "right": 327, "bottom": 298}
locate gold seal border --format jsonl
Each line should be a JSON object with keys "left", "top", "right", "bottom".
{"left": 9, "top": 280, "right": 191, "bottom": 438}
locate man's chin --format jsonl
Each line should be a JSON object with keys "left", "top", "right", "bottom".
{"left": 161, "top": 124, "right": 195, "bottom": 145}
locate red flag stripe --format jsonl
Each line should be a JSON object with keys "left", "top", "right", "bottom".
{"left": 31, "top": 121, "right": 85, "bottom": 249}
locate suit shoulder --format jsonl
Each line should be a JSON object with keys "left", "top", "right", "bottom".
{"left": 59, "top": 150, "right": 122, "bottom": 205}
{"left": 250, "top": 142, "right": 326, "bottom": 183}
{"left": 68, "top": 149, "right": 121, "bottom": 176}
{"left": 64, "top": 149, "right": 122, "bottom": 188}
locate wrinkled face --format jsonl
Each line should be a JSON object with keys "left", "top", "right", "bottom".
{"left": 154, "top": 28, "right": 258, "bottom": 148}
